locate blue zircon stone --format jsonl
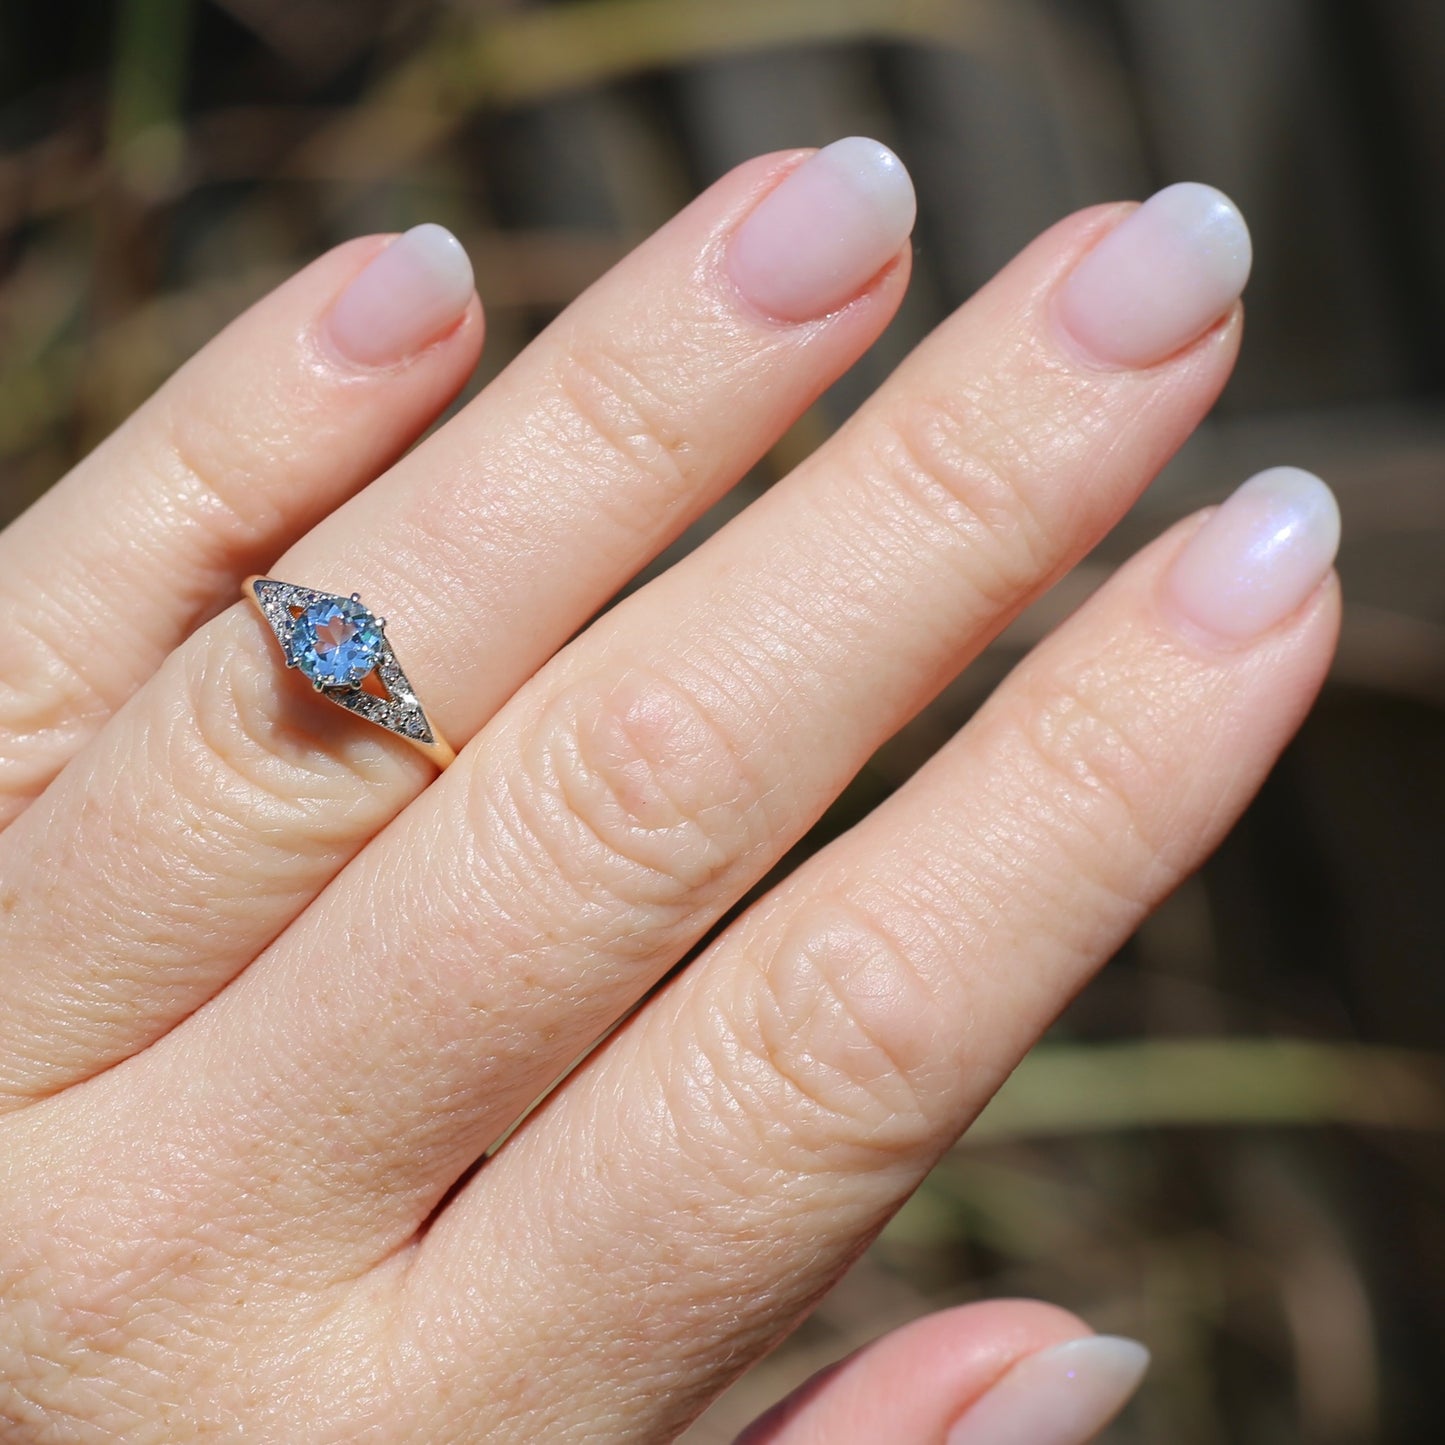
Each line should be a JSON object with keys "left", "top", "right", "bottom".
{"left": 287, "top": 596, "right": 384, "bottom": 687}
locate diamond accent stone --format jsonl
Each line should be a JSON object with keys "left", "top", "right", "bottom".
{"left": 250, "top": 578, "right": 437, "bottom": 747}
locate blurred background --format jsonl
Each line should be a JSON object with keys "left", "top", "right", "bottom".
{"left": 2, "top": 1, "right": 1443, "bottom": 1440}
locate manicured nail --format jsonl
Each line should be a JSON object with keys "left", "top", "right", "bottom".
{"left": 1163, "top": 466, "right": 1340, "bottom": 642}
{"left": 1056, "top": 182, "right": 1251, "bottom": 367}
{"left": 944, "top": 1336, "right": 1150, "bottom": 1445}
{"left": 728, "top": 136, "right": 916, "bottom": 323}
{"left": 324, "top": 223, "right": 475, "bottom": 367}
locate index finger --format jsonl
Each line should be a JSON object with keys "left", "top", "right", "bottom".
{"left": 0, "top": 227, "right": 481, "bottom": 823}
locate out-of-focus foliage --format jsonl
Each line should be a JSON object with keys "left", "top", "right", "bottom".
{"left": 2, "top": 3, "right": 1443, "bottom": 1440}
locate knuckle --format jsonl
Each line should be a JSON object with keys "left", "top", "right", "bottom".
{"left": 381, "top": 500, "right": 481, "bottom": 614}
{"left": 503, "top": 664, "right": 766, "bottom": 932}
{"left": 709, "top": 898, "right": 958, "bottom": 1174}
{"left": 0, "top": 382, "right": 307, "bottom": 813}
{"left": 863, "top": 383, "right": 1066, "bottom": 608}
{"left": 0, "top": 605, "right": 110, "bottom": 813}
{"left": 1006, "top": 652, "right": 1168, "bottom": 906}
{"left": 549, "top": 332, "right": 695, "bottom": 518}
{"left": 152, "top": 384, "right": 295, "bottom": 547}
{"left": 164, "top": 612, "right": 411, "bottom": 851}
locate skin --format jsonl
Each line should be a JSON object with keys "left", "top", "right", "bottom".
{"left": 0, "top": 151, "right": 1338, "bottom": 1441}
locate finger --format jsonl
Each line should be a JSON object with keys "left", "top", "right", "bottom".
{"left": 0, "top": 141, "right": 916, "bottom": 1101}
{"left": 734, "top": 1303, "right": 1146, "bottom": 1445}
{"left": 396, "top": 473, "right": 1340, "bottom": 1439}
{"left": 0, "top": 226, "right": 481, "bottom": 826}
{"left": 172, "top": 184, "right": 1250, "bottom": 1241}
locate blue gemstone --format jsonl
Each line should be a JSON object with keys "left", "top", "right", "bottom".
{"left": 287, "top": 597, "right": 384, "bottom": 687}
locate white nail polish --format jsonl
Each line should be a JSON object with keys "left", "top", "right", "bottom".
{"left": 1056, "top": 182, "right": 1251, "bottom": 367}
{"left": 944, "top": 1336, "right": 1151, "bottom": 1445}
{"left": 728, "top": 136, "right": 917, "bottom": 322}
{"left": 325, "top": 223, "right": 475, "bottom": 366}
{"left": 1163, "top": 466, "right": 1341, "bottom": 642}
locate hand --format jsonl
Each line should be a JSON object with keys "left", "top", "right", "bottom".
{"left": 0, "top": 138, "right": 1338, "bottom": 1442}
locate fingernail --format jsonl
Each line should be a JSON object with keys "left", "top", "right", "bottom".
{"left": 728, "top": 136, "right": 916, "bottom": 323}
{"left": 1164, "top": 466, "right": 1341, "bottom": 642}
{"left": 324, "top": 223, "right": 475, "bottom": 367}
{"left": 945, "top": 1336, "right": 1150, "bottom": 1445}
{"left": 1056, "top": 182, "right": 1251, "bottom": 367}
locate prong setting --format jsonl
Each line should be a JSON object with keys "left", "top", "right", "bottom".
{"left": 248, "top": 577, "right": 439, "bottom": 749}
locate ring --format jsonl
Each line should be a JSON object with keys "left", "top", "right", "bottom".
{"left": 244, "top": 576, "right": 456, "bottom": 769}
